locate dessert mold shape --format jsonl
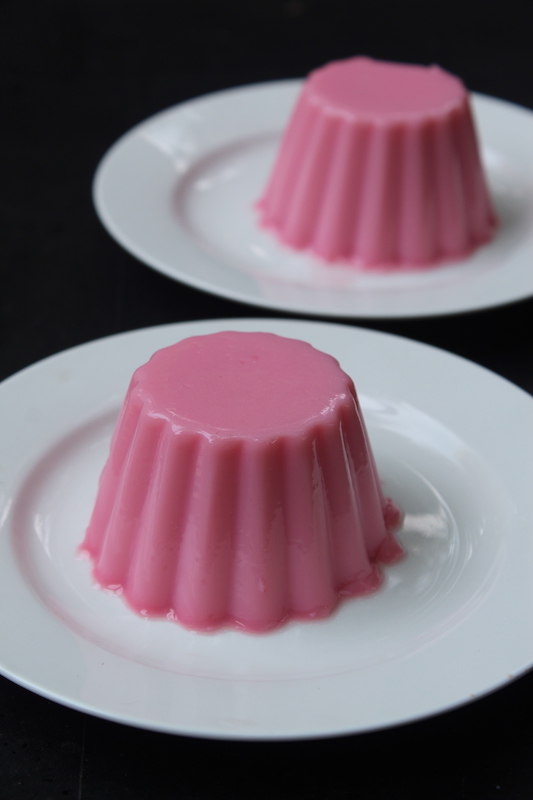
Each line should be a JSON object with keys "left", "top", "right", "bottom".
{"left": 81, "top": 331, "right": 402, "bottom": 632}
{"left": 256, "top": 56, "right": 497, "bottom": 269}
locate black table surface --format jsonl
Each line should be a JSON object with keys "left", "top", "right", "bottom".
{"left": 2, "top": 1, "right": 533, "bottom": 797}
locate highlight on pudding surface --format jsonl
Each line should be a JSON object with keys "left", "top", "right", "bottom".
{"left": 81, "top": 331, "right": 403, "bottom": 632}
{"left": 256, "top": 56, "right": 497, "bottom": 270}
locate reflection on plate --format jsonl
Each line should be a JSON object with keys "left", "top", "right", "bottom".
{"left": 93, "top": 81, "right": 533, "bottom": 318}
{"left": 1, "top": 318, "right": 533, "bottom": 739}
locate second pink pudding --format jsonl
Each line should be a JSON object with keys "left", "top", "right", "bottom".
{"left": 257, "top": 56, "right": 497, "bottom": 269}
{"left": 82, "top": 331, "right": 402, "bottom": 632}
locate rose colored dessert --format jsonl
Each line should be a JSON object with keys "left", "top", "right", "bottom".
{"left": 256, "top": 56, "right": 497, "bottom": 269}
{"left": 81, "top": 331, "right": 402, "bottom": 632}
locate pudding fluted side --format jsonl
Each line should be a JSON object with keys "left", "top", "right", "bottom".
{"left": 257, "top": 94, "right": 496, "bottom": 268}
{"left": 82, "top": 392, "right": 402, "bottom": 633}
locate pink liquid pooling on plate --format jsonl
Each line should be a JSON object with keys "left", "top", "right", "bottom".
{"left": 256, "top": 56, "right": 497, "bottom": 269}
{"left": 82, "top": 331, "right": 402, "bottom": 632}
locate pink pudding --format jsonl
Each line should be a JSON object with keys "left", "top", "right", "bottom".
{"left": 257, "top": 56, "right": 497, "bottom": 269}
{"left": 81, "top": 331, "right": 402, "bottom": 632}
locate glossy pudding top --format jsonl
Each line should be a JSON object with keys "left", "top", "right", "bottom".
{"left": 130, "top": 331, "right": 355, "bottom": 437}
{"left": 306, "top": 56, "right": 466, "bottom": 121}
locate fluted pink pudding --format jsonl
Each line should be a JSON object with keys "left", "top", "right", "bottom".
{"left": 257, "top": 56, "right": 497, "bottom": 269}
{"left": 81, "top": 331, "right": 402, "bottom": 632}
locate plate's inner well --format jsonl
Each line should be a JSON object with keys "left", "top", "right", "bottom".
{"left": 12, "top": 397, "right": 507, "bottom": 682}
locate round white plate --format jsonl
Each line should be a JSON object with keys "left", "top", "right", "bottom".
{"left": 1, "top": 318, "right": 532, "bottom": 739}
{"left": 93, "top": 81, "right": 533, "bottom": 318}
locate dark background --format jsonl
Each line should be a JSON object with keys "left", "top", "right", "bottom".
{"left": 2, "top": 1, "right": 533, "bottom": 797}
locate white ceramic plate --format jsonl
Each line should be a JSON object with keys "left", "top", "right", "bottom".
{"left": 1, "top": 318, "right": 532, "bottom": 739}
{"left": 93, "top": 81, "right": 533, "bottom": 318}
